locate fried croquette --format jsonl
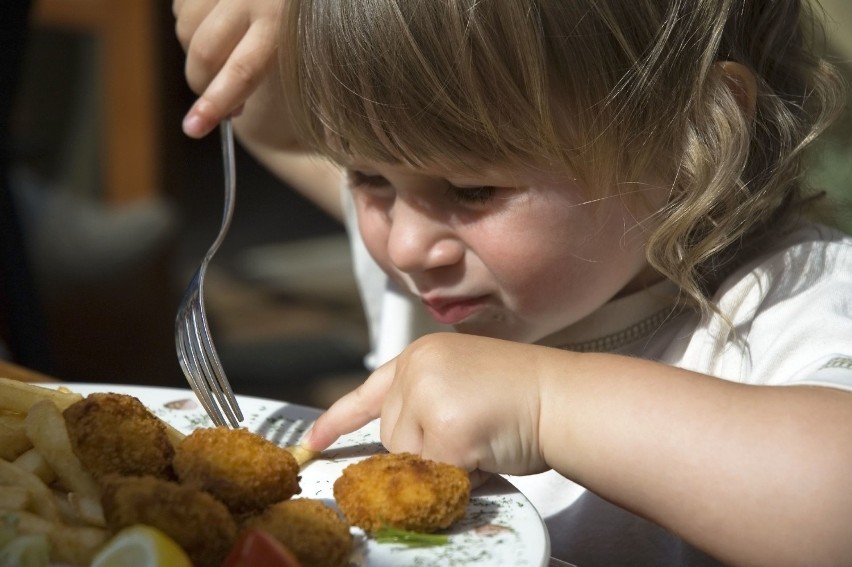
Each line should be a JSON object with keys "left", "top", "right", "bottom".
{"left": 333, "top": 452, "right": 470, "bottom": 534}
{"left": 63, "top": 393, "right": 175, "bottom": 481}
{"left": 101, "top": 474, "right": 237, "bottom": 567}
{"left": 173, "top": 426, "right": 301, "bottom": 515}
{"left": 243, "top": 498, "right": 352, "bottom": 567}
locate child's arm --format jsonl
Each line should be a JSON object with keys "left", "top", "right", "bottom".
{"left": 305, "top": 332, "right": 852, "bottom": 566}
{"left": 173, "top": 0, "right": 344, "bottom": 219}
{"left": 538, "top": 349, "right": 852, "bottom": 567}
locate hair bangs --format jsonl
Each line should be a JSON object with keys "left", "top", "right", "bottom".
{"left": 282, "top": 0, "right": 568, "bottom": 172}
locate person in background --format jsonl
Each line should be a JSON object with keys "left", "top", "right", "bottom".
{"left": 174, "top": 1, "right": 852, "bottom": 565}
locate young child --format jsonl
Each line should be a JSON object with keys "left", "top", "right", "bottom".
{"left": 174, "top": 1, "right": 852, "bottom": 564}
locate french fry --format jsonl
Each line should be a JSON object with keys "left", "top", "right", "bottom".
{"left": 162, "top": 420, "right": 187, "bottom": 448}
{"left": 0, "top": 413, "right": 26, "bottom": 428}
{"left": 0, "top": 414, "right": 32, "bottom": 460}
{"left": 51, "top": 488, "right": 78, "bottom": 524}
{"left": 12, "top": 448, "right": 56, "bottom": 485}
{"left": 285, "top": 443, "right": 320, "bottom": 468}
{"left": 0, "top": 533, "right": 50, "bottom": 567}
{"left": 0, "top": 485, "right": 30, "bottom": 510}
{"left": 8, "top": 509, "right": 108, "bottom": 565}
{"left": 0, "top": 378, "right": 83, "bottom": 414}
{"left": 0, "top": 460, "right": 59, "bottom": 522}
{"left": 67, "top": 492, "right": 105, "bottom": 528}
{"left": 24, "top": 400, "right": 100, "bottom": 500}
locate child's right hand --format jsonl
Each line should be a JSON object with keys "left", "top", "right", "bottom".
{"left": 173, "top": 0, "right": 284, "bottom": 138}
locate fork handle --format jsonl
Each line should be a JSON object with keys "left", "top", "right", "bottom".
{"left": 205, "top": 119, "right": 237, "bottom": 262}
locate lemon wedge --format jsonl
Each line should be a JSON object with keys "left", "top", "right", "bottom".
{"left": 90, "top": 525, "right": 191, "bottom": 567}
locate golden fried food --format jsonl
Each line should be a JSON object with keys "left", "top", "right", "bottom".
{"left": 63, "top": 393, "right": 175, "bottom": 481}
{"left": 101, "top": 474, "right": 237, "bottom": 567}
{"left": 333, "top": 452, "right": 470, "bottom": 534}
{"left": 243, "top": 498, "right": 352, "bottom": 567}
{"left": 173, "top": 427, "right": 301, "bottom": 515}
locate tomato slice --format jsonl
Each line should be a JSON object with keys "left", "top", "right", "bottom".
{"left": 222, "top": 529, "right": 303, "bottom": 567}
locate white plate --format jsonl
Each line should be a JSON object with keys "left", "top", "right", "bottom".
{"left": 61, "top": 383, "right": 550, "bottom": 567}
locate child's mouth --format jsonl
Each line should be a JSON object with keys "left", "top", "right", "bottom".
{"left": 421, "top": 296, "right": 489, "bottom": 325}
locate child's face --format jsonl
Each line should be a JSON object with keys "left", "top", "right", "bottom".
{"left": 347, "top": 160, "right": 665, "bottom": 344}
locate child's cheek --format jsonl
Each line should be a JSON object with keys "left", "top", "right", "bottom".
{"left": 356, "top": 210, "right": 394, "bottom": 272}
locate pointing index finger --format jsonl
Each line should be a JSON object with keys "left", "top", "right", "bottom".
{"left": 303, "top": 360, "right": 396, "bottom": 452}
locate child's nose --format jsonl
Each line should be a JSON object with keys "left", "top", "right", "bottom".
{"left": 386, "top": 201, "right": 464, "bottom": 273}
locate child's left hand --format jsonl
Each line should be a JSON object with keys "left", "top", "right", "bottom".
{"left": 305, "top": 332, "right": 550, "bottom": 477}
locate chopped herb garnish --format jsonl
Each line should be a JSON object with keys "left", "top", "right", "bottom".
{"left": 373, "top": 526, "right": 449, "bottom": 548}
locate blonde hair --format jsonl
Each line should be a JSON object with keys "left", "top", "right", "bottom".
{"left": 280, "top": 0, "right": 845, "bottom": 314}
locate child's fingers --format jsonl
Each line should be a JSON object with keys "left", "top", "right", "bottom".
{"left": 174, "top": 0, "right": 216, "bottom": 51}
{"left": 384, "top": 408, "right": 425, "bottom": 457}
{"left": 183, "top": 19, "right": 277, "bottom": 137}
{"left": 303, "top": 360, "right": 397, "bottom": 452}
{"left": 178, "top": 0, "right": 280, "bottom": 138}
{"left": 183, "top": 1, "right": 252, "bottom": 93}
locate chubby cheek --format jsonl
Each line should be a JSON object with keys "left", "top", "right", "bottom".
{"left": 496, "top": 243, "right": 589, "bottom": 319}
{"left": 494, "top": 206, "right": 650, "bottom": 329}
{"left": 355, "top": 204, "right": 400, "bottom": 279}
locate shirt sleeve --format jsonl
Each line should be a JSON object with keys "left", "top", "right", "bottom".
{"left": 789, "top": 354, "right": 852, "bottom": 390}
{"left": 725, "top": 225, "right": 852, "bottom": 391}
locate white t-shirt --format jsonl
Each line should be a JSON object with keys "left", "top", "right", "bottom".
{"left": 343, "top": 197, "right": 852, "bottom": 565}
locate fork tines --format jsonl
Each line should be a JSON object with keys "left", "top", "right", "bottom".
{"left": 176, "top": 276, "right": 243, "bottom": 428}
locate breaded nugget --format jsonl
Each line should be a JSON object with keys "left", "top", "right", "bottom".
{"left": 63, "top": 393, "right": 175, "bottom": 481}
{"left": 173, "top": 427, "right": 301, "bottom": 515}
{"left": 101, "top": 474, "right": 237, "bottom": 567}
{"left": 333, "top": 452, "right": 470, "bottom": 533}
{"left": 243, "top": 498, "right": 352, "bottom": 567}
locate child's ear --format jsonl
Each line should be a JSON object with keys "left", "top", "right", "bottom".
{"left": 713, "top": 61, "right": 758, "bottom": 119}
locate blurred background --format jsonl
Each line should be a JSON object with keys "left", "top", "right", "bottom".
{"left": 1, "top": 0, "right": 850, "bottom": 409}
{"left": 0, "top": 0, "right": 369, "bottom": 408}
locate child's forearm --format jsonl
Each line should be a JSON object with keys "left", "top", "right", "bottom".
{"left": 539, "top": 351, "right": 852, "bottom": 566}
{"left": 230, "top": 61, "right": 299, "bottom": 153}
{"left": 252, "top": 149, "right": 344, "bottom": 221}
{"left": 232, "top": 73, "right": 345, "bottom": 220}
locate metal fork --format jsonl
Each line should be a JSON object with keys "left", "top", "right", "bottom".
{"left": 175, "top": 119, "right": 243, "bottom": 427}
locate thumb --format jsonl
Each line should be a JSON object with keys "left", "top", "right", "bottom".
{"left": 302, "top": 359, "right": 396, "bottom": 451}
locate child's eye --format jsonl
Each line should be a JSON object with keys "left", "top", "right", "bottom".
{"left": 445, "top": 186, "right": 497, "bottom": 205}
{"left": 347, "top": 170, "right": 396, "bottom": 201}
{"left": 348, "top": 170, "right": 388, "bottom": 188}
